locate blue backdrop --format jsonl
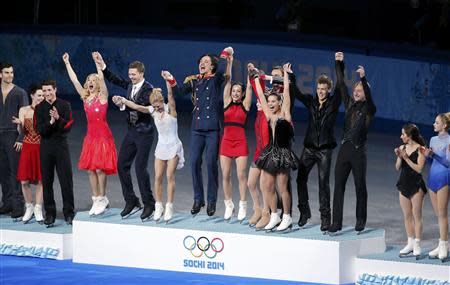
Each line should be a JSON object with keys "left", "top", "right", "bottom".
{"left": 0, "top": 33, "right": 449, "bottom": 124}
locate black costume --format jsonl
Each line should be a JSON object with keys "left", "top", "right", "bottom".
{"left": 396, "top": 147, "right": 427, "bottom": 198}
{"left": 290, "top": 61, "right": 343, "bottom": 229}
{"left": 0, "top": 85, "right": 28, "bottom": 217}
{"left": 330, "top": 65, "right": 376, "bottom": 233}
{"left": 34, "top": 98, "right": 74, "bottom": 224}
{"left": 255, "top": 118, "right": 297, "bottom": 174}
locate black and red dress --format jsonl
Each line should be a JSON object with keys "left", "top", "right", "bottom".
{"left": 220, "top": 102, "right": 248, "bottom": 157}
{"left": 17, "top": 117, "right": 41, "bottom": 183}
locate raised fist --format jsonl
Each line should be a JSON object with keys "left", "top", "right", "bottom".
{"left": 335, "top": 52, "right": 344, "bottom": 61}
{"left": 161, "top": 70, "right": 174, "bottom": 81}
{"left": 220, "top": 47, "right": 234, "bottom": 58}
{"left": 356, "top": 65, "right": 365, "bottom": 78}
{"left": 62, "top": 52, "right": 70, "bottom": 64}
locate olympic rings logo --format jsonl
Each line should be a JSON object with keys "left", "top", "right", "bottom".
{"left": 183, "top": 235, "right": 224, "bottom": 259}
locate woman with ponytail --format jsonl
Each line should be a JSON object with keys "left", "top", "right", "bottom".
{"left": 394, "top": 124, "right": 427, "bottom": 258}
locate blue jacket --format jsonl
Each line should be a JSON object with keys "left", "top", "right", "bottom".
{"left": 174, "top": 62, "right": 226, "bottom": 131}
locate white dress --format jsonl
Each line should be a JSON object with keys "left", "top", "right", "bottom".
{"left": 149, "top": 104, "right": 185, "bottom": 169}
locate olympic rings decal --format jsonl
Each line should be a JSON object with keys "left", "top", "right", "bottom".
{"left": 183, "top": 235, "right": 224, "bottom": 259}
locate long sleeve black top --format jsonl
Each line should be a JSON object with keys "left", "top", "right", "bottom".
{"left": 34, "top": 98, "right": 73, "bottom": 142}
{"left": 0, "top": 85, "right": 28, "bottom": 141}
{"left": 338, "top": 65, "right": 376, "bottom": 148}
{"left": 290, "top": 61, "right": 343, "bottom": 150}
{"left": 103, "top": 67, "right": 154, "bottom": 134}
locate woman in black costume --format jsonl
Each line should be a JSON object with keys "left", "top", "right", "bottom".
{"left": 253, "top": 63, "right": 297, "bottom": 231}
{"left": 394, "top": 124, "right": 427, "bottom": 258}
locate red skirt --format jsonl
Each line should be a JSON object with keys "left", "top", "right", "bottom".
{"left": 78, "top": 135, "right": 118, "bottom": 175}
{"left": 17, "top": 142, "right": 41, "bottom": 183}
{"left": 220, "top": 138, "right": 249, "bottom": 157}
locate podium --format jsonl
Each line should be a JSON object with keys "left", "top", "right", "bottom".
{"left": 0, "top": 216, "right": 73, "bottom": 260}
{"left": 72, "top": 209, "right": 386, "bottom": 284}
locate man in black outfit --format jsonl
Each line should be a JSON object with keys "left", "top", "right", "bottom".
{"left": 94, "top": 52, "right": 155, "bottom": 220}
{"left": 0, "top": 62, "right": 28, "bottom": 219}
{"left": 328, "top": 56, "right": 376, "bottom": 233}
{"left": 290, "top": 52, "right": 344, "bottom": 232}
{"left": 34, "top": 80, "right": 75, "bottom": 226}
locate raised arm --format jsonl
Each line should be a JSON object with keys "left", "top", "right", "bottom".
{"left": 93, "top": 52, "right": 109, "bottom": 102}
{"left": 357, "top": 66, "right": 376, "bottom": 115}
{"left": 248, "top": 63, "right": 265, "bottom": 102}
{"left": 331, "top": 52, "right": 344, "bottom": 109}
{"left": 253, "top": 71, "right": 270, "bottom": 119}
{"left": 287, "top": 68, "right": 310, "bottom": 107}
{"left": 93, "top": 51, "right": 129, "bottom": 90}
{"left": 242, "top": 75, "right": 252, "bottom": 111}
{"left": 223, "top": 55, "right": 233, "bottom": 107}
{"left": 162, "top": 70, "right": 177, "bottom": 117}
{"left": 336, "top": 53, "right": 351, "bottom": 109}
{"left": 281, "top": 63, "right": 292, "bottom": 122}
{"left": 62, "top": 53, "right": 85, "bottom": 98}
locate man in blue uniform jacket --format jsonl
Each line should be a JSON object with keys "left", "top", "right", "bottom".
{"left": 171, "top": 47, "right": 233, "bottom": 216}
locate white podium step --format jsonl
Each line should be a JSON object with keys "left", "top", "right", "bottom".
{"left": 73, "top": 208, "right": 386, "bottom": 284}
{"left": 355, "top": 245, "right": 450, "bottom": 282}
{"left": 0, "top": 216, "right": 73, "bottom": 260}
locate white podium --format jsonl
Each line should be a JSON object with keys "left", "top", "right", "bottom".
{"left": 73, "top": 209, "right": 386, "bottom": 284}
{"left": 0, "top": 216, "right": 73, "bottom": 260}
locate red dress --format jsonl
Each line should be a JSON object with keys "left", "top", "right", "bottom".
{"left": 249, "top": 77, "right": 270, "bottom": 162}
{"left": 220, "top": 102, "right": 248, "bottom": 157}
{"left": 78, "top": 96, "right": 117, "bottom": 175}
{"left": 253, "top": 110, "right": 270, "bottom": 162}
{"left": 17, "top": 118, "right": 41, "bottom": 182}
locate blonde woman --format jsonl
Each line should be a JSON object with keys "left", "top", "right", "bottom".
{"left": 63, "top": 52, "right": 118, "bottom": 216}
{"left": 422, "top": 113, "right": 450, "bottom": 261}
{"left": 116, "top": 71, "right": 184, "bottom": 223}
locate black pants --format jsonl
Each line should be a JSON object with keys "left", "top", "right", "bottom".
{"left": 40, "top": 139, "right": 74, "bottom": 218}
{"left": 332, "top": 142, "right": 367, "bottom": 227}
{"left": 0, "top": 131, "right": 23, "bottom": 211}
{"left": 296, "top": 147, "right": 332, "bottom": 220}
{"left": 118, "top": 127, "right": 155, "bottom": 206}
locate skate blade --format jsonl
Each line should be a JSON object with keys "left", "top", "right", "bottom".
{"left": 22, "top": 216, "right": 35, "bottom": 224}
{"left": 440, "top": 257, "right": 449, "bottom": 263}
{"left": 399, "top": 251, "right": 413, "bottom": 258}
{"left": 428, "top": 255, "right": 438, "bottom": 260}
{"left": 415, "top": 254, "right": 425, "bottom": 260}
{"left": 328, "top": 231, "right": 342, "bottom": 237}
{"left": 356, "top": 230, "right": 365, "bottom": 235}
{"left": 93, "top": 207, "right": 111, "bottom": 217}
{"left": 12, "top": 218, "right": 23, "bottom": 223}
{"left": 322, "top": 231, "right": 328, "bottom": 235}
{"left": 248, "top": 223, "right": 256, "bottom": 228}
{"left": 277, "top": 226, "right": 296, "bottom": 234}
{"left": 121, "top": 207, "right": 142, "bottom": 219}
{"left": 36, "top": 220, "right": 44, "bottom": 225}
{"left": 45, "top": 223, "right": 55, "bottom": 228}
{"left": 141, "top": 214, "right": 154, "bottom": 222}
